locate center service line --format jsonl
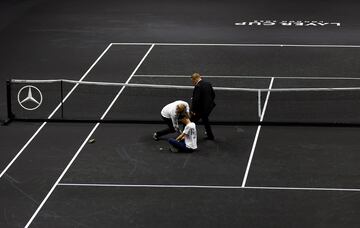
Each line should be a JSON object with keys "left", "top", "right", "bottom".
{"left": 25, "top": 44, "right": 155, "bottom": 228}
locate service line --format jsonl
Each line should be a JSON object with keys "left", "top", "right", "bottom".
{"left": 58, "top": 183, "right": 360, "bottom": 192}
{"left": 112, "top": 42, "right": 360, "bottom": 48}
{"left": 134, "top": 74, "right": 360, "bottom": 80}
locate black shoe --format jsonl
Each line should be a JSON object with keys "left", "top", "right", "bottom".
{"left": 153, "top": 133, "right": 159, "bottom": 141}
{"left": 205, "top": 131, "right": 214, "bottom": 140}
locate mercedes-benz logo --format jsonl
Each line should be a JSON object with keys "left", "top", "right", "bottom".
{"left": 17, "top": 85, "right": 43, "bottom": 110}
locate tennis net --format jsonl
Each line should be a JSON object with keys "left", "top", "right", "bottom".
{"left": 5, "top": 78, "right": 360, "bottom": 126}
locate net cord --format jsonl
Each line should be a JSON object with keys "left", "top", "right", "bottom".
{"left": 10, "top": 79, "right": 360, "bottom": 92}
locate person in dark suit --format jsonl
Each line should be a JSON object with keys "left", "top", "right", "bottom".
{"left": 190, "top": 73, "right": 216, "bottom": 140}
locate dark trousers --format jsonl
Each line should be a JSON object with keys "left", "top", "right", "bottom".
{"left": 191, "top": 113, "right": 214, "bottom": 138}
{"left": 168, "top": 138, "right": 194, "bottom": 152}
{"left": 156, "top": 116, "right": 176, "bottom": 137}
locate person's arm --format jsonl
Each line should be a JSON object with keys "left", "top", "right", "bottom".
{"left": 178, "top": 124, "right": 190, "bottom": 141}
{"left": 176, "top": 132, "right": 185, "bottom": 141}
{"left": 191, "top": 86, "right": 201, "bottom": 115}
{"left": 171, "top": 112, "right": 179, "bottom": 131}
{"left": 185, "top": 103, "right": 191, "bottom": 118}
{"left": 211, "top": 84, "right": 215, "bottom": 100}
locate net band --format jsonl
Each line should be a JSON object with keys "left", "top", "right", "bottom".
{"left": 11, "top": 79, "right": 360, "bottom": 92}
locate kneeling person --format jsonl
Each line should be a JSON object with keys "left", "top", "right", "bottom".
{"left": 168, "top": 116, "right": 197, "bottom": 152}
{"left": 153, "top": 100, "right": 190, "bottom": 140}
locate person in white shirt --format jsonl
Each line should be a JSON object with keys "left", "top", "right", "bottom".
{"left": 168, "top": 116, "right": 197, "bottom": 153}
{"left": 153, "top": 100, "right": 190, "bottom": 140}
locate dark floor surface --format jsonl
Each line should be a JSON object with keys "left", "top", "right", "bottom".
{"left": 33, "top": 186, "right": 360, "bottom": 228}
{"left": 1, "top": 0, "right": 360, "bottom": 227}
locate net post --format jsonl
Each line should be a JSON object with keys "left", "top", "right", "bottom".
{"left": 3, "top": 80, "right": 14, "bottom": 125}
{"left": 60, "top": 79, "right": 64, "bottom": 119}
{"left": 257, "top": 90, "right": 262, "bottom": 119}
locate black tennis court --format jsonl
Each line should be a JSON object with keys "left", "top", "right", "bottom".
{"left": 1, "top": 1, "right": 360, "bottom": 228}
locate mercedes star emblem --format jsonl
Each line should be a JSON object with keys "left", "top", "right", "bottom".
{"left": 17, "top": 85, "right": 43, "bottom": 110}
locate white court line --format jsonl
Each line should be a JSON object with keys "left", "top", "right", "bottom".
{"left": 112, "top": 42, "right": 360, "bottom": 48}
{"left": 57, "top": 183, "right": 360, "bottom": 192}
{"left": 241, "top": 77, "right": 274, "bottom": 187}
{"left": 134, "top": 74, "right": 360, "bottom": 80}
{"left": 25, "top": 44, "right": 155, "bottom": 228}
{"left": 0, "top": 43, "right": 113, "bottom": 179}
{"left": 99, "top": 44, "right": 154, "bottom": 120}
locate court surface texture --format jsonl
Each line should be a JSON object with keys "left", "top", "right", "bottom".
{"left": 1, "top": 0, "right": 360, "bottom": 227}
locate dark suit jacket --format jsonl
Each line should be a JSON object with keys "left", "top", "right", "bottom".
{"left": 191, "top": 80, "right": 216, "bottom": 116}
